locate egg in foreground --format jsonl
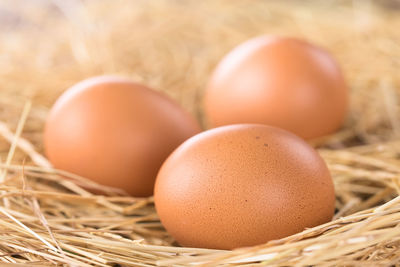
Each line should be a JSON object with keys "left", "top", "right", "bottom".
{"left": 44, "top": 76, "right": 201, "bottom": 197}
{"left": 154, "top": 124, "right": 335, "bottom": 249}
{"left": 204, "top": 35, "right": 348, "bottom": 139}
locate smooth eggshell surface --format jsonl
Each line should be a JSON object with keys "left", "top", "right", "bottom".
{"left": 154, "top": 124, "right": 335, "bottom": 249}
{"left": 204, "top": 36, "right": 348, "bottom": 140}
{"left": 44, "top": 76, "right": 201, "bottom": 197}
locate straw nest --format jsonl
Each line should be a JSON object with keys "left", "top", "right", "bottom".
{"left": 0, "top": 0, "right": 400, "bottom": 266}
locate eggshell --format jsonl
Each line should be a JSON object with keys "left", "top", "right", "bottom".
{"left": 204, "top": 36, "right": 348, "bottom": 140}
{"left": 44, "top": 76, "right": 201, "bottom": 197}
{"left": 154, "top": 124, "right": 335, "bottom": 249}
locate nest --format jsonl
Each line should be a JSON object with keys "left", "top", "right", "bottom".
{"left": 1, "top": 0, "right": 400, "bottom": 266}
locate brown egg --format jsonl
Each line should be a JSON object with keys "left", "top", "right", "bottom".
{"left": 44, "top": 76, "right": 201, "bottom": 197}
{"left": 204, "top": 36, "right": 348, "bottom": 140}
{"left": 154, "top": 124, "right": 335, "bottom": 249}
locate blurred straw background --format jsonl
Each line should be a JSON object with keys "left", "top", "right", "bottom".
{"left": 0, "top": 0, "right": 400, "bottom": 266}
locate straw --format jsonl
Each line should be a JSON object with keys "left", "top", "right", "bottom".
{"left": 0, "top": 0, "right": 399, "bottom": 265}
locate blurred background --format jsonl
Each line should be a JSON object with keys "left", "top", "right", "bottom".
{"left": 1, "top": 0, "right": 400, "bottom": 161}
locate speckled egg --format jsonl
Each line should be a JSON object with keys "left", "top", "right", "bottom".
{"left": 154, "top": 124, "right": 335, "bottom": 249}
{"left": 204, "top": 36, "right": 348, "bottom": 140}
{"left": 44, "top": 76, "right": 201, "bottom": 197}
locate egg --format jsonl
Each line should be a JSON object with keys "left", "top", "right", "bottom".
{"left": 154, "top": 124, "right": 335, "bottom": 249}
{"left": 204, "top": 36, "right": 348, "bottom": 140}
{"left": 44, "top": 76, "right": 201, "bottom": 197}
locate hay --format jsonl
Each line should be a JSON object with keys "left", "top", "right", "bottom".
{"left": 0, "top": 0, "right": 400, "bottom": 265}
